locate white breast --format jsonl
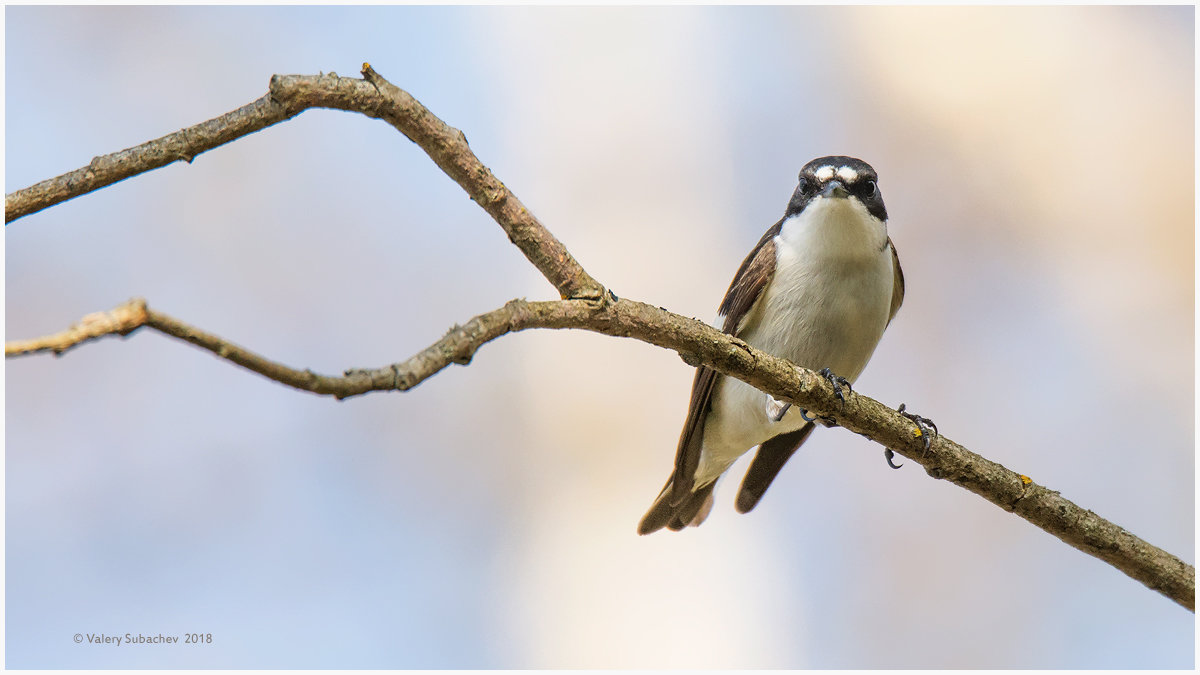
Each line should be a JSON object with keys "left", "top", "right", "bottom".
{"left": 695, "top": 196, "right": 895, "bottom": 485}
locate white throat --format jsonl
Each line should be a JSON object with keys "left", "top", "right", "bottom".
{"left": 777, "top": 195, "right": 888, "bottom": 259}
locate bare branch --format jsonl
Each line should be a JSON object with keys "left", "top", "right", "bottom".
{"left": 6, "top": 65, "right": 1193, "bottom": 613}
{"left": 6, "top": 296, "right": 1195, "bottom": 611}
{"left": 4, "top": 299, "right": 149, "bottom": 357}
{"left": 7, "top": 297, "right": 574, "bottom": 399}
{"left": 5, "top": 94, "right": 297, "bottom": 223}
{"left": 5, "top": 65, "right": 604, "bottom": 302}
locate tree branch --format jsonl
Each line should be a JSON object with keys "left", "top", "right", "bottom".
{"left": 6, "top": 65, "right": 1193, "bottom": 613}
{"left": 5, "top": 93, "right": 295, "bottom": 224}
{"left": 5, "top": 64, "right": 604, "bottom": 302}
{"left": 7, "top": 295, "right": 1195, "bottom": 611}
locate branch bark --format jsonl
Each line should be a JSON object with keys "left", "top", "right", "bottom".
{"left": 6, "top": 65, "right": 1194, "bottom": 613}
{"left": 5, "top": 65, "right": 603, "bottom": 302}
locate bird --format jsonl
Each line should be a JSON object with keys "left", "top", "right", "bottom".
{"left": 638, "top": 156, "right": 907, "bottom": 534}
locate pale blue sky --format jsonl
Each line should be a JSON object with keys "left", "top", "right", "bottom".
{"left": 6, "top": 5, "right": 1194, "bottom": 668}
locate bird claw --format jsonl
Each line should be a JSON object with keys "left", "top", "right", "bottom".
{"left": 818, "top": 367, "right": 852, "bottom": 403}
{"left": 779, "top": 367, "right": 849, "bottom": 426}
{"left": 884, "top": 448, "right": 903, "bottom": 469}
{"left": 799, "top": 408, "right": 838, "bottom": 428}
{"left": 898, "top": 403, "right": 938, "bottom": 451}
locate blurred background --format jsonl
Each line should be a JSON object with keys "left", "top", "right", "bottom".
{"left": 5, "top": 6, "right": 1193, "bottom": 669}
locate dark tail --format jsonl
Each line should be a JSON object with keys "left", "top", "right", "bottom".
{"left": 735, "top": 423, "right": 814, "bottom": 514}
{"left": 637, "top": 478, "right": 716, "bottom": 535}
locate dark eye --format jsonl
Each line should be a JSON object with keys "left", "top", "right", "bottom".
{"left": 864, "top": 179, "right": 878, "bottom": 194}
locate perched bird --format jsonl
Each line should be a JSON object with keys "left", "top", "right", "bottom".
{"left": 639, "top": 156, "right": 906, "bottom": 534}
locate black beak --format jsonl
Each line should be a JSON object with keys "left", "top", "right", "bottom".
{"left": 821, "top": 180, "right": 849, "bottom": 198}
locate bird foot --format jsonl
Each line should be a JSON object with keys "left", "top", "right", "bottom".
{"left": 799, "top": 408, "right": 839, "bottom": 428}
{"left": 818, "top": 367, "right": 852, "bottom": 403}
{"left": 884, "top": 448, "right": 904, "bottom": 469}
{"left": 897, "top": 403, "right": 938, "bottom": 451}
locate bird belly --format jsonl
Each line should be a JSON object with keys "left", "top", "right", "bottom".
{"left": 694, "top": 239, "right": 894, "bottom": 486}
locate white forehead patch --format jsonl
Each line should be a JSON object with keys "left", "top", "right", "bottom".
{"left": 837, "top": 166, "right": 859, "bottom": 182}
{"left": 814, "top": 165, "right": 835, "bottom": 181}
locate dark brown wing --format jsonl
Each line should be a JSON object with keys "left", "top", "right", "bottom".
{"left": 665, "top": 365, "right": 720, "bottom": 502}
{"left": 887, "top": 237, "right": 904, "bottom": 326}
{"left": 733, "top": 237, "right": 905, "bottom": 514}
{"left": 717, "top": 220, "right": 783, "bottom": 333}
{"left": 667, "top": 220, "right": 783, "bottom": 502}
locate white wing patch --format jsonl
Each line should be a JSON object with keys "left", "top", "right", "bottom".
{"left": 836, "top": 166, "right": 859, "bottom": 183}
{"left": 764, "top": 394, "right": 790, "bottom": 423}
{"left": 814, "top": 165, "right": 835, "bottom": 181}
